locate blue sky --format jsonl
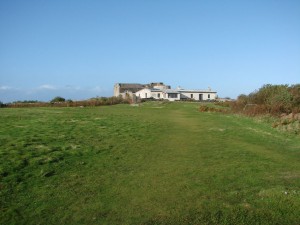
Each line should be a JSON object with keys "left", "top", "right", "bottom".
{"left": 0, "top": 0, "right": 299, "bottom": 102}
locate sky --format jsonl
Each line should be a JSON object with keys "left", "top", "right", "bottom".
{"left": 0, "top": 0, "right": 299, "bottom": 103}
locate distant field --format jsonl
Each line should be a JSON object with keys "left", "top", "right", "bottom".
{"left": 1, "top": 102, "right": 300, "bottom": 224}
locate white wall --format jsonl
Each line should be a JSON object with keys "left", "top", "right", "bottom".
{"left": 180, "top": 92, "right": 216, "bottom": 101}
{"left": 135, "top": 88, "right": 152, "bottom": 99}
{"left": 151, "top": 92, "right": 163, "bottom": 99}
{"left": 135, "top": 88, "right": 217, "bottom": 101}
{"left": 208, "top": 93, "right": 217, "bottom": 100}
{"left": 114, "top": 83, "right": 120, "bottom": 97}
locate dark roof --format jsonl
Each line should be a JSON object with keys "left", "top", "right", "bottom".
{"left": 119, "top": 83, "right": 145, "bottom": 88}
{"left": 116, "top": 82, "right": 171, "bottom": 93}
{"left": 118, "top": 83, "right": 145, "bottom": 93}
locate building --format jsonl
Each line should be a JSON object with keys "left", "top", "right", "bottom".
{"left": 177, "top": 88, "right": 216, "bottom": 101}
{"left": 114, "top": 82, "right": 170, "bottom": 98}
{"left": 135, "top": 87, "right": 216, "bottom": 101}
{"left": 114, "top": 82, "right": 217, "bottom": 101}
{"left": 114, "top": 83, "right": 145, "bottom": 97}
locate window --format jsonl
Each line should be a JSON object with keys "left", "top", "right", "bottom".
{"left": 191, "top": 94, "right": 193, "bottom": 98}
{"left": 208, "top": 94, "right": 210, "bottom": 99}
{"left": 168, "top": 93, "right": 178, "bottom": 98}
{"left": 158, "top": 93, "right": 160, "bottom": 98}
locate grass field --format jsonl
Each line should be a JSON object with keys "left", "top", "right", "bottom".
{"left": 1, "top": 102, "right": 300, "bottom": 224}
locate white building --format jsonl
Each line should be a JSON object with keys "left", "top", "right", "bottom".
{"left": 135, "top": 88, "right": 153, "bottom": 99}
{"left": 114, "top": 82, "right": 171, "bottom": 97}
{"left": 179, "top": 89, "right": 216, "bottom": 101}
{"left": 135, "top": 87, "right": 217, "bottom": 101}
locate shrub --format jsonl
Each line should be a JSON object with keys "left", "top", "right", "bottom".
{"left": 50, "top": 96, "right": 65, "bottom": 103}
{"left": 230, "top": 84, "right": 300, "bottom": 116}
{"left": 0, "top": 101, "right": 6, "bottom": 108}
{"left": 199, "top": 105, "right": 228, "bottom": 113}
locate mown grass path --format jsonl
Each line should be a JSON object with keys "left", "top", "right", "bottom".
{"left": 1, "top": 102, "right": 300, "bottom": 224}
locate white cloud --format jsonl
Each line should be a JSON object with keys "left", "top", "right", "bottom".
{"left": 64, "top": 85, "right": 81, "bottom": 90}
{"left": 0, "top": 85, "right": 12, "bottom": 90}
{"left": 38, "top": 84, "right": 57, "bottom": 90}
{"left": 91, "top": 86, "right": 104, "bottom": 92}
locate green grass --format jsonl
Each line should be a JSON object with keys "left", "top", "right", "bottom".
{"left": 1, "top": 102, "right": 300, "bottom": 224}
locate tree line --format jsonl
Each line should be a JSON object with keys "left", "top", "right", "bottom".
{"left": 0, "top": 96, "right": 131, "bottom": 108}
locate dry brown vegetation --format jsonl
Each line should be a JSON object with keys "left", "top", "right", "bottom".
{"left": 230, "top": 84, "right": 300, "bottom": 116}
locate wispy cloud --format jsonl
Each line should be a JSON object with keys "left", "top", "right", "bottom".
{"left": 0, "top": 85, "right": 13, "bottom": 90}
{"left": 65, "top": 85, "right": 81, "bottom": 90}
{"left": 91, "top": 86, "right": 104, "bottom": 92}
{"left": 37, "top": 84, "right": 57, "bottom": 90}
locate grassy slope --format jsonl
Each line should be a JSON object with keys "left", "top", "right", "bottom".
{"left": 0, "top": 102, "right": 299, "bottom": 224}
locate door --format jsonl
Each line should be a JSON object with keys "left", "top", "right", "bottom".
{"left": 199, "top": 94, "right": 203, "bottom": 101}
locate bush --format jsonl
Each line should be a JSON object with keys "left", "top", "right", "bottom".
{"left": 50, "top": 96, "right": 65, "bottom": 103}
{"left": 230, "top": 84, "right": 300, "bottom": 116}
{"left": 0, "top": 101, "right": 6, "bottom": 108}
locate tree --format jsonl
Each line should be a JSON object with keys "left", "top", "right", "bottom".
{"left": 50, "top": 96, "right": 65, "bottom": 103}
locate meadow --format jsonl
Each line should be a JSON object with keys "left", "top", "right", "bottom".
{"left": 0, "top": 102, "right": 299, "bottom": 224}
